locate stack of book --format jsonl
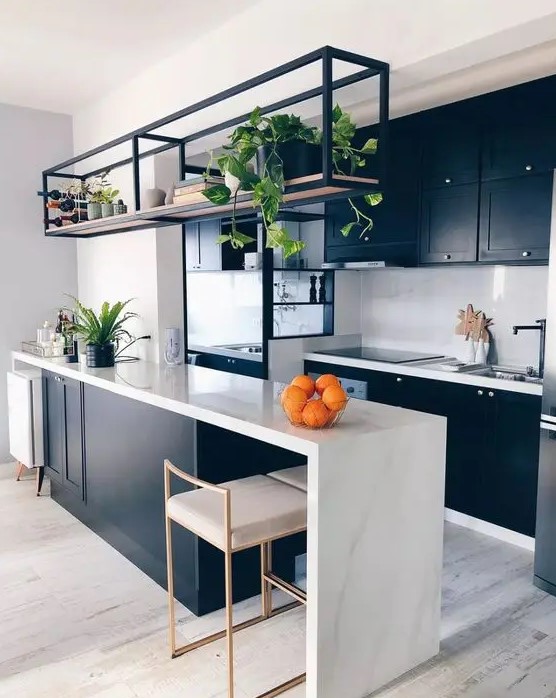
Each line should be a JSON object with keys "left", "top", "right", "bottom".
{"left": 172, "top": 176, "right": 224, "bottom": 205}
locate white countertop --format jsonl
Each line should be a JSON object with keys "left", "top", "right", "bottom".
{"left": 12, "top": 351, "right": 439, "bottom": 457}
{"left": 304, "top": 351, "right": 543, "bottom": 397}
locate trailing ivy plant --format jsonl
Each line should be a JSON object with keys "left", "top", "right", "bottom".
{"left": 330, "top": 104, "right": 383, "bottom": 239}
{"left": 203, "top": 108, "right": 320, "bottom": 258}
{"left": 202, "top": 105, "right": 383, "bottom": 256}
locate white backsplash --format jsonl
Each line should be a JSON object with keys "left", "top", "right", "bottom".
{"left": 361, "top": 265, "right": 548, "bottom": 370}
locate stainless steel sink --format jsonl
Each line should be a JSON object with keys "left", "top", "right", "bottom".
{"left": 470, "top": 367, "right": 543, "bottom": 384}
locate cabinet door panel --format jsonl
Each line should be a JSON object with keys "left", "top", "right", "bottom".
{"left": 198, "top": 220, "right": 222, "bottom": 271}
{"left": 185, "top": 223, "right": 199, "bottom": 271}
{"left": 422, "top": 124, "right": 480, "bottom": 189}
{"left": 478, "top": 174, "right": 552, "bottom": 263}
{"left": 482, "top": 121, "right": 556, "bottom": 180}
{"left": 43, "top": 374, "right": 64, "bottom": 481}
{"left": 63, "top": 378, "right": 84, "bottom": 498}
{"left": 420, "top": 184, "right": 479, "bottom": 263}
{"left": 486, "top": 391, "right": 541, "bottom": 536}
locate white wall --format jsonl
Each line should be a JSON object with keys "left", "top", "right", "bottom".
{"left": 72, "top": 0, "right": 556, "bottom": 362}
{"left": 0, "top": 103, "right": 76, "bottom": 462}
{"left": 360, "top": 266, "right": 548, "bottom": 370}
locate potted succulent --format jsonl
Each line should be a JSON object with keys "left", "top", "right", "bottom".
{"left": 87, "top": 172, "right": 120, "bottom": 219}
{"left": 68, "top": 297, "right": 137, "bottom": 368}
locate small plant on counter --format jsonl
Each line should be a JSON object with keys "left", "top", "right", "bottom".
{"left": 68, "top": 296, "right": 137, "bottom": 368}
{"left": 329, "top": 104, "right": 383, "bottom": 239}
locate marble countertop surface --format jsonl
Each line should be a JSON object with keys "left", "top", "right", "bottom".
{"left": 304, "top": 351, "right": 543, "bottom": 397}
{"left": 12, "top": 351, "right": 441, "bottom": 457}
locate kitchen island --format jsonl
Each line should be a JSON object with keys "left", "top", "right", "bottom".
{"left": 12, "top": 350, "right": 446, "bottom": 698}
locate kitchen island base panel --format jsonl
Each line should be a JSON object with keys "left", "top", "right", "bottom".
{"left": 306, "top": 418, "right": 446, "bottom": 698}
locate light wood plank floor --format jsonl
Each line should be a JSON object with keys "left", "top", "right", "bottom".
{"left": 2, "top": 464, "right": 556, "bottom": 698}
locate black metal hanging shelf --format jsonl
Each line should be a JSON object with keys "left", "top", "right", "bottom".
{"left": 42, "top": 46, "right": 389, "bottom": 239}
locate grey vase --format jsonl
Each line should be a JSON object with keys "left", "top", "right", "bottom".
{"left": 143, "top": 188, "right": 166, "bottom": 209}
{"left": 101, "top": 203, "right": 114, "bottom": 217}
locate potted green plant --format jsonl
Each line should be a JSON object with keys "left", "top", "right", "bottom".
{"left": 203, "top": 108, "right": 319, "bottom": 257}
{"left": 87, "top": 172, "right": 120, "bottom": 219}
{"left": 68, "top": 297, "right": 137, "bottom": 368}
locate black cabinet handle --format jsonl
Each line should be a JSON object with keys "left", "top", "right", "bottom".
{"left": 522, "top": 251, "right": 531, "bottom": 257}
{"left": 444, "top": 254, "right": 452, "bottom": 260}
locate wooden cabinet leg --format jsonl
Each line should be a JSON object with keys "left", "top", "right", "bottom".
{"left": 15, "top": 461, "right": 25, "bottom": 481}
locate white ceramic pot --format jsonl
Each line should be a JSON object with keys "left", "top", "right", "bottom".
{"left": 101, "top": 203, "right": 114, "bottom": 217}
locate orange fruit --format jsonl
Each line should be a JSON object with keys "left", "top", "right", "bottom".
{"left": 322, "top": 384, "right": 348, "bottom": 412}
{"left": 284, "top": 402, "right": 305, "bottom": 425}
{"left": 315, "top": 373, "right": 340, "bottom": 396}
{"left": 291, "top": 374, "right": 315, "bottom": 399}
{"left": 281, "top": 384, "right": 308, "bottom": 412}
{"left": 302, "top": 399, "right": 331, "bottom": 428}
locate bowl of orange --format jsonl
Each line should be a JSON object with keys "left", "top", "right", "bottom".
{"left": 280, "top": 373, "right": 349, "bottom": 429}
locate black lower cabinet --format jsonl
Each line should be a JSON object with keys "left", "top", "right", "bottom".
{"left": 44, "top": 374, "right": 305, "bottom": 616}
{"left": 43, "top": 370, "right": 84, "bottom": 499}
{"left": 196, "top": 352, "right": 265, "bottom": 379}
{"left": 305, "top": 360, "right": 541, "bottom": 536}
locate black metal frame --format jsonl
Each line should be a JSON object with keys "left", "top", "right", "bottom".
{"left": 42, "top": 46, "right": 389, "bottom": 378}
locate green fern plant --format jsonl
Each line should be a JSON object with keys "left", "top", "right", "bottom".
{"left": 67, "top": 297, "right": 137, "bottom": 346}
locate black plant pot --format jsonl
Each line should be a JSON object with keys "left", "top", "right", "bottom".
{"left": 256, "top": 141, "right": 322, "bottom": 181}
{"left": 86, "top": 343, "right": 115, "bottom": 368}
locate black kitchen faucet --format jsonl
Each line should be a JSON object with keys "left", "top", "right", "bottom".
{"left": 512, "top": 319, "right": 546, "bottom": 378}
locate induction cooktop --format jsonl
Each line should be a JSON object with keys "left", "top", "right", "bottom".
{"left": 314, "top": 347, "right": 445, "bottom": 364}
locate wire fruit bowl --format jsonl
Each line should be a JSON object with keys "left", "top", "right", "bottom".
{"left": 279, "top": 392, "right": 350, "bottom": 430}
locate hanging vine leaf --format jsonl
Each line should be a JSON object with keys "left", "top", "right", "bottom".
{"left": 361, "top": 138, "right": 378, "bottom": 154}
{"left": 202, "top": 184, "right": 231, "bottom": 205}
{"left": 340, "top": 221, "right": 357, "bottom": 237}
{"left": 364, "top": 192, "right": 383, "bottom": 206}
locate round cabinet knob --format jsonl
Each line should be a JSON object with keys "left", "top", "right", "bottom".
{"left": 396, "top": 377, "right": 403, "bottom": 383}
{"left": 227, "top": 358, "right": 231, "bottom": 363}
{"left": 445, "top": 177, "right": 453, "bottom": 184}
{"left": 232, "top": 359, "right": 236, "bottom": 364}
{"left": 525, "top": 164, "right": 533, "bottom": 171}
{"left": 488, "top": 391, "right": 494, "bottom": 398}
{"left": 477, "top": 389, "right": 483, "bottom": 396}
{"left": 364, "top": 237, "right": 369, "bottom": 242}
{"left": 522, "top": 251, "right": 531, "bottom": 257}
{"left": 444, "top": 254, "right": 452, "bottom": 260}
{"left": 346, "top": 386, "right": 355, "bottom": 393}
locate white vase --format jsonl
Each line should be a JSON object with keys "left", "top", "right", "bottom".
{"left": 475, "top": 340, "right": 489, "bottom": 365}
{"left": 143, "top": 188, "right": 166, "bottom": 209}
{"left": 466, "top": 340, "right": 477, "bottom": 363}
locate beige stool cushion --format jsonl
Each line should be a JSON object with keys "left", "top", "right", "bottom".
{"left": 267, "top": 465, "right": 308, "bottom": 493}
{"left": 167, "top": 474, "right": 307, "bottom": 551}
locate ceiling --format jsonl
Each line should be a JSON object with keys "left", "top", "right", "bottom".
{"left": 0, "top": 0, "right": 260, "bottom": 114}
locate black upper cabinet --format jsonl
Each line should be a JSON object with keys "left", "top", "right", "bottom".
{"left": 482, "top": 120, "right": 556, "bottom": 181}
{"left": 421, "top": 105, "right": 480, "bottom": 189}
{"left": 479, "top": 174, "right": 553, "bottom": 263}
{"left": 325, "top": 118, "right": 420, "bottom": 265}
{"left": 420, "top": 184, "right": 479, "bottom": 263}
{"left": 186, "top": 220, "right": 257, "bottom": 271}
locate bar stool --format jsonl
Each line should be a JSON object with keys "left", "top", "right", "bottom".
{"left": 164, "top": 459, "right": 308, "bottom": 698}
{"left": 267, "top": 465, "right": 307, "bottom": 492}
